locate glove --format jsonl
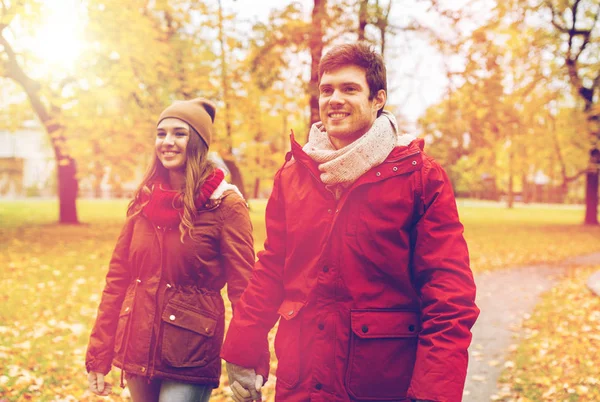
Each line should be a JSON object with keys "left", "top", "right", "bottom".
{"left": 226, "top": 361, "right": 264, "bottom": 402}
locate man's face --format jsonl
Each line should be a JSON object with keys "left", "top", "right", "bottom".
{"left": 318, "top": 65, "right": 386, "bottom": 149}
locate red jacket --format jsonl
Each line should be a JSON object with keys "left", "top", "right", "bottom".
{"left": 86, "top": 191, "right": 254, "bottom": 388}
{"left": 221, "top": 137, "right": 479, "bottom": 402}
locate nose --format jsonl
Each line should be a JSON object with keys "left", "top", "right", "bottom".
{"left": 163, "top": 132, "right": 176, "bottom": 145}
{"left": 329, "top": 89, "right": 344, "bottom": 106}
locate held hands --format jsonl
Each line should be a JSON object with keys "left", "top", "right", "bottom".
{"left": 87, "top": 371, "right": 112, "bottom": 396}
{"left": 226, "top": 361, "right": 264, "bottom": 402}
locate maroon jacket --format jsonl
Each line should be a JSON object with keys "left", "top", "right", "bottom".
{"left": 221, "top": 137, "right": 479, "bottom": 402}
{"left": 86, "top": 191, "right": 254, "bottom": 388}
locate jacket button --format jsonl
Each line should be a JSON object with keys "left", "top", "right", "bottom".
{"left": 125, "top": 307, "right": 130, "bottom": 312}
{"left": 361, "top": 325, "right": 368, "bottom": 333}
{"left": 323, "top": 266, "right": 329, "bottom": 273}
{"left": 140, "top": 367, "right": 146, "bottom": 373}
{"left": 408, "top": 324, "right": 415, "bottom": 332}
{"left": 315, "top": 383, "right": 323, "bottom": 390}
{"left": 288, "top": 310, "right": 294, "bottom": 316}
{"left": 169, "top": 315, "right": 176, "bottom": 321}
{"left": 205, "top": 328, "right": 210, "bottom": 333}
{"left": 375, "top": 172, "right": 381, "bottom": 177}
{"left": 412, "top": 160, "right": 417, "bottom": 165}
{"left": 393, "top": 166, "right": 398, "bottom": 172}
{"left": 318, "top": 323, "right": 324, "bottom": 330}
{"left": 327, "top": 209, "right": 332, "bottom": 214}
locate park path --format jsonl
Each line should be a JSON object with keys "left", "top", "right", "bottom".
{"left": 462, "top": 252, "right": 600, "bottom": 402}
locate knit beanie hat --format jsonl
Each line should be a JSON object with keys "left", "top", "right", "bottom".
{"left": 157, "top": 98, "right": 216, "bottom": 148}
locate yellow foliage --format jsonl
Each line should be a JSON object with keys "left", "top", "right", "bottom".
{"left": 499, "top": 266, "right": 600, "bottom": 401}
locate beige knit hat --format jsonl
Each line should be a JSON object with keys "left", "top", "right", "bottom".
{"left": 157, "top": 98, "right": 216, "bottom": 148}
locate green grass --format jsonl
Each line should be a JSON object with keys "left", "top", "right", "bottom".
{"left": 0, "top": 198, "right": 599, "bottom": 400}
{"left": 457, "top": 200, "right": 600, "bottom": 272}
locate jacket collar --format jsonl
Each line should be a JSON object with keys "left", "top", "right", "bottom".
{"left": 289, "top": 131, "right": 424, "bottom": 170}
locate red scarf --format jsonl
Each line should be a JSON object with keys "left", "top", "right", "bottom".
{"left": 142, "top": 169, "right": 225, "bottom": 228}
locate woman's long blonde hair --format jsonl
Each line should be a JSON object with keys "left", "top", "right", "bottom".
{"left": 127, "top": 125, "right": 215, "bottom": 242}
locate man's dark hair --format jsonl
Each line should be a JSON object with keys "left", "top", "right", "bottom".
{"left": 318, "top": 42, "right": 387, "bottom": 103}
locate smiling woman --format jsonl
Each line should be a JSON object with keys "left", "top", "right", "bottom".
{"left": 24, "top": 0, "right": 86, "bottom": 73}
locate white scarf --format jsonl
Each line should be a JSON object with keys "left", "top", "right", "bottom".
{"left": 303, "top": 111, "right": 415, "bottom": 198}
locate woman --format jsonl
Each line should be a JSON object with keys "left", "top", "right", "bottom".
{"left": 85, "top": 98, "right": 255, "bottom": 401}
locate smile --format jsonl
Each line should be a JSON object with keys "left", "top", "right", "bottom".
{"left": 328, "top": 112, "right": 349, "bottom": 119}
{"left": 161, "top": 151, "right": 179, "bottom": 156}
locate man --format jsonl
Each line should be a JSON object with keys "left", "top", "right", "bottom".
{"left": 221, "top": 42, "right": 479, "bottom": 402}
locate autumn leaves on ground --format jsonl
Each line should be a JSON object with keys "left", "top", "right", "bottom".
{"left": 1, "top": 200, "right": 599, "bottom": 401}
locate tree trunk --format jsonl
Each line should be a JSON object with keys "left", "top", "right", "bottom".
{"left": 217, "top": 0, "right": 246, "bottom": 200}
{"left": 253, "top": 177, "right": 260, "bottom": 199}
{"left": 308, "top": 0, "right": 326, "bottom": 136}
{"left": 217, "top": 0, "right": 233, "bottom": 154}
{"left": 585, "top": 168, "right": 599, "bottom": 225}
{"left": 358, "top": 0, "right": 368, "bottom": 41}
{"left": 48, "top": 122, "right": 79, "bottom": 223}
{"left": 58, "top": 157, "right": 79, "bottom": 223}
{"left": 1, "top": 34, "right": 79, "bottom": 223}
{"left": 223, "top": 157, "right": 247, "bottom": 200}
{"left": 507, "top": 144, "right": 514, "bottom": 208}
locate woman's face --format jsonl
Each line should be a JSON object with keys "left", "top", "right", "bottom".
{"left": 156, "top": 118, "right": 190, "bottom": 171}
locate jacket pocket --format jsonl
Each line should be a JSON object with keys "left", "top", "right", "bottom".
{"left": 160, "top": 299, "right": 222, "bottom": 368}
{"left": 114, "top": 291, "right": 135, "bottom": 356}
{"left": 274, "top": 299, "right": 305, "bottom": 389}
{"left": 345, "top": 309, "right": 420, "bottom": 401}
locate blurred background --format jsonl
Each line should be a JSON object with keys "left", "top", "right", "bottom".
{"left": 1, "top": 0, "right": 600, "bottom": 401}
{"left": 2, "top": 0, "right": 598, "bottom": 218}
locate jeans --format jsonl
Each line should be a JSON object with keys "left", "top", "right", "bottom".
{"left": 126, "top": 373, "right": 212, "bottom": 402}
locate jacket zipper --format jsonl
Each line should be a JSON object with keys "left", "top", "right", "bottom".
{"left": 148, "top": 224, "right": 167, "bottom": 379}
{"left": 119, "top": 278, "right": 141, "bottom": 387}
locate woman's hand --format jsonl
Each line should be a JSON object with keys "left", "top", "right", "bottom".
{"left": 87, "top": 371, "right": 112, "bottom": 396}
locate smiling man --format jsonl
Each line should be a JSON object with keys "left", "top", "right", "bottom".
{"left": 221, "top": 43, "right": 479, "bottom": 402}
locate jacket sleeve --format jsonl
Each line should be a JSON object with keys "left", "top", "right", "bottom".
{"left": 221, "top": 170, "right": 287, "bottom": 379}
{"left": 406, "top": 159, "right": 480, "bottom": 402}
{"left": 85, "top": 216, "right": 134, "bottom": 375}
{"left": 220, "top": 195, "right": 255, "bottom": 311}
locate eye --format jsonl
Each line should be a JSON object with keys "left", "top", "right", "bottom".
{"left": 175, "top": 131, "right": 188, "bottom": 137}
{"left": 156, "top": 132, "right": 166, "bottom": 138}
{"left": 320, "top": 87, "right": 333, "bottom": 96}
{"left": 344, "top": 87, "right": 358, "bottom": 93}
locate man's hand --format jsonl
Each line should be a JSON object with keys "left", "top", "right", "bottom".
{"left": 226, "top": 361, "right": 264, "bottom": 402}
{"left": 87, "top": 371, "right": 112, "bottom": 396}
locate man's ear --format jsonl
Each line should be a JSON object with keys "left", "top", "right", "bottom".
{"left": 372, "top": 89, "right": 387, "bottom": 113}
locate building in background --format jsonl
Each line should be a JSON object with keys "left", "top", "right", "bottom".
{"left": 0, "top": 120, "right": 54, "bottom": 198}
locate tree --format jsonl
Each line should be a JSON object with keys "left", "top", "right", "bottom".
{"left": 419, "top": 1, "right": 591, "bottom": 206}
{"left": 1, "top": 0, "right": 229, "bottom": 218}
{"left": 1, "top": 2, "right": 79, "bottom": 223}
{"left": 541, "top": 0, "right": 600, "bottom": 224}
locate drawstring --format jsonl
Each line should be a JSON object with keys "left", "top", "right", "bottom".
{"left": 119, "top": 278, "right": 141, "bottom": 388}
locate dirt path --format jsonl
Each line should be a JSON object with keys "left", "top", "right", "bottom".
{"left": 462, "top": 252, "right": 600, "bottom": 402}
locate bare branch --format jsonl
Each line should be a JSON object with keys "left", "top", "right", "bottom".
{"left": 565, "top": 169, "right": 587, "bottom": 182}
{"left": 575, "top": 4, "right": 600, "bottom": 60}
{"left": 592, "top": 70, "right": 600, "bottom": 91}
{"left": 0, "top": 0, "right": 22, "bottom": 33}
{"left": 546, "top": 0, "right": 568, "bottom": 32}
{"left": 0, "top": 32, "right": 50, "bottom": 123}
